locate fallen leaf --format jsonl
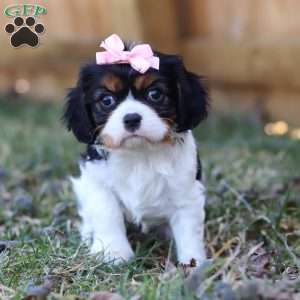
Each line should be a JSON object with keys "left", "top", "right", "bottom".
{"left": 247, "top": 244, "right": 272, "bottom": 278}
{"left": 184, "top": 260, "right": 212, "bottom": 294}
{"left": 14, "top": 193, "right": 34, "bottom": 216}
{"left": 283, "top": 266, "right": 299, "bottom": 281}
{"left": 212, "top": 282, "right": 237, "bottom": 300}
{"left": 90, "top": 292, "right": 124, "bottom": 300}
{"left": 0, "top": 240, "right": 20, "bottom": 253}
{"left": 236, "top": 279, "right": 300, "bottom": 300}
{"left": 22, "top": 278, "right": 54, "bottom": 300}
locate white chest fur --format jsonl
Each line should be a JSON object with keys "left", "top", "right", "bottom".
{"left": 89, "top": 132, "right": 197, "bottom": 223}
{"left": 71, "top": 131, "right": 206, "bottom": 264}
{"left": 110, "top": 148, "right": 179, "bottom": 224}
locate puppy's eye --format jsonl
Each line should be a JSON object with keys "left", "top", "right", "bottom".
{"left": 147, "top": 89, "right": 164, "bottom": 103}
{"left": 101, "top": 95, "right": 116, "bottom": 108}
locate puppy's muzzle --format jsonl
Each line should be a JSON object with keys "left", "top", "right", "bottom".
{"left": 123, "top": 113, "right": 142, "bottom": 132}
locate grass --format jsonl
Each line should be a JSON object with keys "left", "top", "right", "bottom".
{"left": 0, "top": 98, "right": 299, "bottom": 299}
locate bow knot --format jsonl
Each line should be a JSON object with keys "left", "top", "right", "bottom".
{"left": 96, "top": 34, "right": 159, "bottom": 73}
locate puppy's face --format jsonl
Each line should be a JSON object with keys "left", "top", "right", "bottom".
{"left": 88, "top": 68, "right": 175, "bottom": 149}
{"left": 64, "top": 49, "right": 208, "bottom": 149}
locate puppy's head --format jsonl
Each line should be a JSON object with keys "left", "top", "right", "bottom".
{"left": 63, "top": 45, "right": 208, "bottom": 149}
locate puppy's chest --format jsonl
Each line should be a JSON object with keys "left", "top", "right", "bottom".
{"left": 110, "top": 157, "right": 177, "bottom": 223}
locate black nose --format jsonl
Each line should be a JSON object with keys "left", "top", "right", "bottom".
{"left": 123, "top": 113, "right": 142, "bottom": 132}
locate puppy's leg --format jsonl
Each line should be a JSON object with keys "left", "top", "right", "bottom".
{"left": 170, "top": 182, "right": 206, "bottom": 266}
{"left": 71, "top": 174, "right": 134, "bottom": 264}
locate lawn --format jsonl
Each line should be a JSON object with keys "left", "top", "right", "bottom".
{"left": 0, "top": 98, "right": 299, "bottom": 300}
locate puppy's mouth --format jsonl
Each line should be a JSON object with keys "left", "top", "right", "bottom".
{"left": 122, "top": 135, "right": 149, "bottom": 148}
{"left": 99, "top": 132, "right": 172, "bottom": 150}
{"left": 99, "top": 134, "right": 149, "bottom": 149}
{"left": 123, "top": 134, "right": 141, "bottom": 140}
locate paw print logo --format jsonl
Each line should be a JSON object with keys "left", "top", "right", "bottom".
{"left": 5, "top": 16, "right": 45, "bottom": 48}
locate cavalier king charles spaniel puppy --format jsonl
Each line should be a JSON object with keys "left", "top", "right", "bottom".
{"left": 63, "top": 34, "right": 209, "bottom": 265}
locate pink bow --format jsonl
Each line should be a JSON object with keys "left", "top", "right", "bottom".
{"left": 96, "top": 34, "right": 159, "bottom": 74}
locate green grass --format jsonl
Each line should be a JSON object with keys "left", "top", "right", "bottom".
{"left": 0, "top": 98, "right": 299, "bottom": 299}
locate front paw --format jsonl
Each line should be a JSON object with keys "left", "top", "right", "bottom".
{"left": 90, "top": 239, "right": 134, "bottom": 265}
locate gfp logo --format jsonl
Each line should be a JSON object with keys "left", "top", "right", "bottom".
{"left": 3, "top": 4, "right": 47, "bottom": 48}
{"left": 4, "top": 4, "right": 47, "bottom": 17}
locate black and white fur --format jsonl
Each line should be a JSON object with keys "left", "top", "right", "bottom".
{"left": 63, "top": 44, "right": 209, "bottom": 265}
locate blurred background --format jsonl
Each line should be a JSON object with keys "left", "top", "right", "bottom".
{"left": 1, "top": 0, "right": 300, "bottom": 134}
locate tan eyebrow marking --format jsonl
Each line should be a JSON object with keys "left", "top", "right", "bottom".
{"left": 134, "top": 73, "right": 160, "bottom": 91}
{"left": 100, "top": 73, "right": 124, "bottom": 92}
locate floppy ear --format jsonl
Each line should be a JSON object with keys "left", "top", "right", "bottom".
{"left": 174, "top": 59, "right": 209, "bottom": 132}
{"left": 63, "top": 84, "right": 94, "bottom": 144}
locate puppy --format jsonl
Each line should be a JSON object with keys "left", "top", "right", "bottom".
{"left": 64, "top": 34, "right": 208, "bottom": 265}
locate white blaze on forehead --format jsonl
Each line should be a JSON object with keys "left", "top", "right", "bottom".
{"left": 101, "top": 92, "right": 168, "bottom": 148}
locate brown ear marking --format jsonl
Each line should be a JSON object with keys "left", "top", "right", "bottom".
{"left": 100, "top": 73, "right": 124, "bottom": 92}
{"left": 134, "top": 73, "right": 160, "bottom": 91}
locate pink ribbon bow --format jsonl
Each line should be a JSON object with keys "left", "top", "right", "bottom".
{"left": 96, "top": 34, "right": 159, "bottom": 74}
